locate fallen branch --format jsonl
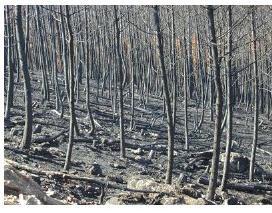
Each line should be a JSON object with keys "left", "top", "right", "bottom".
{"left": 5, "top": 159, "right": 163, "bottom": 194}
{"left": 183, "top": 157, "right": 207, "bottom": 171}
{"left": 256, "top": 147, "right": 272, "bottom": 156}
{"left": 258, "top": 119, "right": 264, "bottom": 128}
{"left": 33, "top": 130, "right": 68, "bottom": 143}
{"left": 125, "top": 142, "right": 166, "bottom": 150}
{"left": 190, "top": 149, "right": 213, "bottom": 159}
{"left": 51, "top": 109, "right": 62, "bottom": 117}
{"left": 198, "top": 175, "right": 272, "bottom": 192}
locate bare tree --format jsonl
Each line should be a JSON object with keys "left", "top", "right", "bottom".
{"left": 84, "top": 6, "right": 95, "bottom": 134}
{"left": 64, "top": 5, "right": 76, "bottom": 171}
{"left": 114, "top": 5, "right": 126, "bottom": 158}
{"left": 206, "top": 5, "right": 224, "bottom": 200}
{"left": 221, "top": 5, "right": 233, "bottom": 191}
{"left": 154, "top": 5, "right": 175, "bottom": 184}
{"left": 15, "top": 5, "right": 33, "bottom": 149}
{"left": 249, "top": 6, "right": 259, "bottom": 182}
{"left": 4, "top": 5, "right": 14, "bottom": 121}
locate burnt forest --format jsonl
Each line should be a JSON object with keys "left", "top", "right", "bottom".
{"left": 3, "top": 5, "right": 272, "bottom": 205}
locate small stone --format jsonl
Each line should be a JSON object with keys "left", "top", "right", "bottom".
{"left": 161, "top": 196, "right": 185, "bottom": 205}
{"left": 111, "top": 163, "right": 126, "bottom": 169}
{"left": 49, "top": 147, "right": 65, "bottom": 157}
{"left": 32, "top": 147, "right": 53, "bottom": 158}
{"left": 46, "top": 188, "right": 57, "bottom": 197}
{"left": 181, "top": 186, "right": 202, "bottom": 198}
{"left": 83, "top": 186, "right": 96, "bottom": 197}
{"left": 107, "top": 175, "right": 125, "bottom": 184}
{"left": 4, "top": 195, "right": 19, "bottom": 205}
{"left": 90, "top": 163, "right": 102, "bottom": 176}
{"left": 220, "top": 152, "right": 250, "bottom": 173}
{"left": 223, "top": 197, "right": 239, "bottom": 205}
{"left": 149, "top": 132, "right": 159, "bottom": 138}
{"left": 19, "top": 194, "right": 42, "bottom": 205}
{"left": 131, "top": 148, "right": 143, "bottom": 155}
{"left": 105, "top": 197, "right": 124, "bottom": 205}
{"left": 134, "top": 156, "right": 151, "bottom": 164}
{"left": 139, "top": 166, "right": 149, "bottom": 175}
{"left": 33, "top": 124, "right": 42, "bottom": 134}
{"left": 183, "top": 196, "right": 207, "bottom": 205}
{"left": 266, "top": 191, "right": 272, "bottom": 195}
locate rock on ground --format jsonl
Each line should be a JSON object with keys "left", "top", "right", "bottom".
{"left": 220, "top": 152, "right": 250, "bottom": 173}
{"left": 127, "top": 175, "right": 176, "bottom": 193}
{"left": 4, "top": 161, "right": 63, "bottom": 205}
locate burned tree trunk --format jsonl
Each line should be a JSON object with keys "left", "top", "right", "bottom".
{"left": 15, "top": 5, "right": 33, "bottom": 149}
{"left": 4, "top": 5, "right": 14, "bottom": 121}
{"left": 206, "top": 5, "right": 223, "bottom": 200}
{"left": 114, "top": 6, "right": 126, "bottom": 158}
{"left": 249, "top": 6, "right": 259, "bottom": 182}
{"left": 183, "top": 32, "right": 189, "bottom": 150}
{"left": 64, "top": 5, "right": 76, "bottom": 171}
{"left": 154, "top": 5, "right": 175, "bottom": 184}
{"left": 221, "top": 5, "right": 233, "bottom": 191}
{"left": 84, "top": 7, "right": 95, "bottom": 134}
{"left": 60, "top": 5, "right": 70, "bottom": 101}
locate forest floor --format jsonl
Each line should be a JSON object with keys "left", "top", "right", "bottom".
{"left": 4, "top": 70, "right": 272, "bottom": 205}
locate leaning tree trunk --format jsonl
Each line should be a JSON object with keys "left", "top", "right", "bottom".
{"left": 15, "top": 5, "right": 33, "bottom": 149}
{"left": 114, "top": 5, "right": 126, "bottom": 159}
{"left": 249, "top": 6, "right": 259, "bottom": 182}
{"left": 221, "top": 5, "right": 233, "bottom": 191}
{"left": 206, "top": 5, "right": 224, "bottom": 200}
{"left": 154, "top": 5, "right": 175, "bottom": 184}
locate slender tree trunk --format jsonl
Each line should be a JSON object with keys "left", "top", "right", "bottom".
{"left": 36, "top": 6, "right": 50, "bottom": 104}
{"left": 114, "top": 6, "right": 126, "bottom": 158}
{"left": 221, "top": 5, "right": 233, "bottom": 191}
{"left": 84, "top": 7, "right": 95, "bottom": 134}
{"left": 64, "top": 6, "right": 76, "bottom": 171}
{"left": 154, "top": 5, "right": 175, "bottom": 184}
{"left": 206, "top": 5, "right": 224, "bottom": 200}
{"left": 5, "top": 5, "right": 14, "bottom": 121}
{"left": 171, "top": 6, "right": 177, "bottom": 132}
{"left": 16, "top": 5, "right": 33, "bottom": 149}
{"left": 183, "top": 33, "right": 189, "bottom": 150}
{"left": 249, "top": 6, "right": 259, "bottom": 182}
{"left": 60, "top": 5, "right": 70, "bottom": 101}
